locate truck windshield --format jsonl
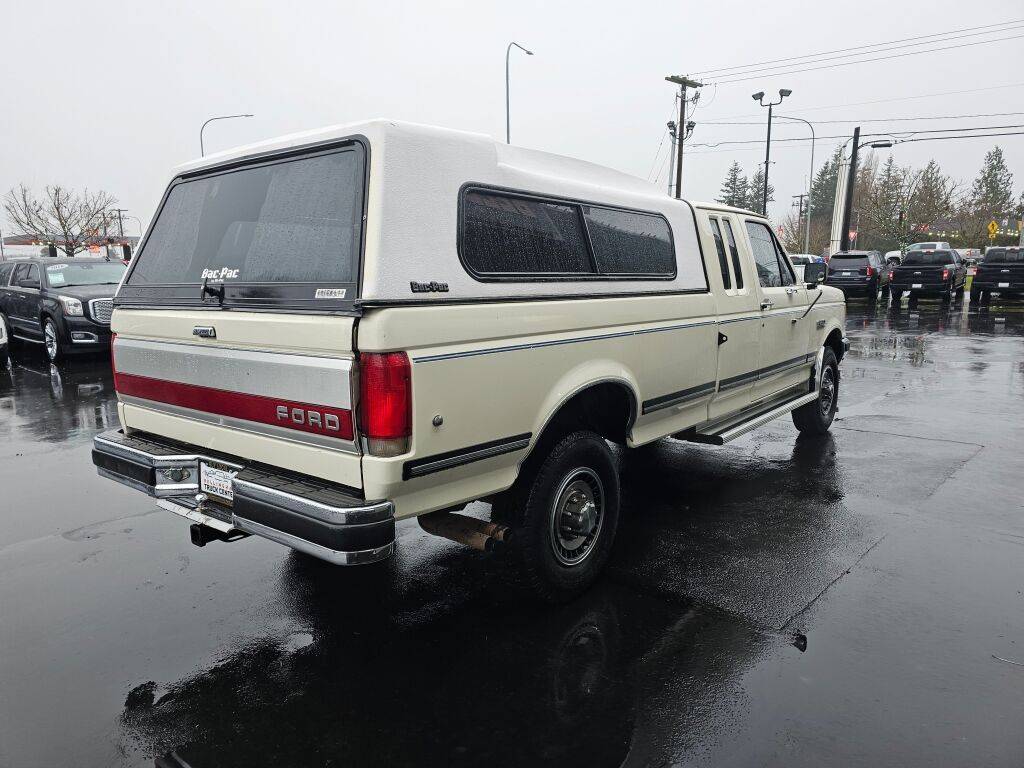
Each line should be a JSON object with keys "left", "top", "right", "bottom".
{"left": 45, "top": 262, "right": 126, "bottom": 287}
{"left": 124, "top": 146, "right": 363, "bottom": 303}
{"left": 902, "top": 251, "right": 953, "bottom": 265}
{"left": 983, "top": 248, "right": 1023, "bottom": 263}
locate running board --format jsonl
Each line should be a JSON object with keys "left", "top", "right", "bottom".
{"left": 685, "top": 391, "right": 820, "bottom": 446}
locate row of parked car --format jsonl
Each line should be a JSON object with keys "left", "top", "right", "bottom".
{"left": 811, "top": 242, "right": 1022, "bottom": 305}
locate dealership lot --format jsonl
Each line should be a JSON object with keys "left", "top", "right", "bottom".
{"left": 1, "top": 300, "right": 1023, "bottom": 767}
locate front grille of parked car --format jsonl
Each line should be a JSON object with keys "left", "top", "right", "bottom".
{"left": 89, "top": 298, "right": 113, "bottom": 324}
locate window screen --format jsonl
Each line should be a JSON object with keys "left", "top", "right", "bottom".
{"left": 708, "top": 218, "right": 732, "bottom": 289}
{"left": 126, "top": 148, "right": 363, "bottom": 287}
{"left": 461, "top": 190, "right": 592, "bottom": 275}
{"left": 722, "top": 219, "right": 744, "bottom": 289}
{"left": 582, "top": 206, "right": 674, "bottom": 275}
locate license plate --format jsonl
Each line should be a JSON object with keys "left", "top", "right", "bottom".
{"left": 999, "top": 282, "right": 1010, "bottom": 288}
{"left": 842, "top": 271, "right": 851, "bottom": 276}
{"left": 912, "top": 283, "right": 922, "bottom": 289}
{"left": 200, "top": 462, "right": 235, "bottom": 505}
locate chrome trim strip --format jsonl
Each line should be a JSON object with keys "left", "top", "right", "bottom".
{"left": 413, "top": 320, "right": 717, "bottom": 363}
{"left": 12, "top": 333, "right": 44, "bottom": 344}
{"left": 114, "top": 337, "right": 354, "bottom": 407}
{"left": 118, "top": 394, "right": 360, "bottom": 453}
{"left": 232, "top": 517, "right": 396, "bottom": 565}
{"left": 96, "top": 467, "right": 200, "bottom": 498}
{"left": 642, "top": 382, "right": 717, "bottom": 414}
{"left": 231, "top": 479, "right": 392, "bottom": 525}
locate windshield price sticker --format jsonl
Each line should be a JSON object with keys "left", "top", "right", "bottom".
{"left": 314, "top": 288, "right": 347, "bottom": 299}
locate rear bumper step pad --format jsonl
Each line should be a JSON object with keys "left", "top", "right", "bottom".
{"left": 92, "top": 429, "right": 394, "bottom": 565}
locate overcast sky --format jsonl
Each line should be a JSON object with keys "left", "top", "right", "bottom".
{"left": 3, "top": 0, "right": 1022, "bottom": 236}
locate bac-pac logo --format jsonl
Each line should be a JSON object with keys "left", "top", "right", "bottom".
{"left": 200, "top": 267, "right": 240, "bottom": 281}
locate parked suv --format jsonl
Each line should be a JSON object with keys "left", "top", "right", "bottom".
{"left": 0, "top": 257, "right": 125, "bottom": 362}
{"left": 825, "top": 250, "right": 890, "bottom": 299}
{"left": 889, "top": 248, "right": 966, "bottom": 304}
{"left": 91, "top": 119, "right": 847, "bottom": 601}
{"left": 971, "top": 246, "right": 1024, "bottom": 305}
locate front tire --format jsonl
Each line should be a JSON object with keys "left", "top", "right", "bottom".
{"left": 792, "top": 348, "right": 838, "bottom": 435}
{"left": 43, "top": 318, "right": 64, "bottom": 363}
{"left": 498, "top": 430, "right": 620, "bottom": 603}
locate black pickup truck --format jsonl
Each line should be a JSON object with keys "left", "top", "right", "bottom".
{"left": 0, "top": 257, "right": 126, "bottom": 363}
{"left": 889, "top": 248, "right": 966, "bottom": 304}
{"left": 971, "top": 246, "right": 1024, "bottom": 305}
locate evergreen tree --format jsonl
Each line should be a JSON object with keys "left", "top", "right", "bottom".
{"left": 716, "top": 162, "right": 748, "bottom": 208}
{"left": 745, "top": 166, "right": 774, "bottom": 213}
{"left": 969, "top": 146, "right": 1014, "bottom": 215}
{"left": 808, "top": 147, "right": 843, "bottom": 225}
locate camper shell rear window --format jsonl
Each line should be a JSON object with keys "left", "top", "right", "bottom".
{"left": 119, "top": 140, "right": 366, "bottom": 310}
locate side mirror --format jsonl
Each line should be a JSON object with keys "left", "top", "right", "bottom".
{"left": 803, "top": 262, "right": 827, "bottom": 288}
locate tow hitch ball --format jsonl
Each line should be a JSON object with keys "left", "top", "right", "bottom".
{"left": 189, "top": 523, "right": 248, "bottom": 548}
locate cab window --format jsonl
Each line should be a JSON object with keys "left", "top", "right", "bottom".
{"left": 745, "top": 221, "right": 793, "bottom": 287}
{"left": 708, "top": 217, "right": 731, "bottom": 290}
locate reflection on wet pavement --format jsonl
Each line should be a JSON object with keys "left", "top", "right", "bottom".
{"left": 1, "top": 302, "right": 1023, "bottom": 767}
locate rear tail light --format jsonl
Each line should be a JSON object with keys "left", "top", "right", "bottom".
{"left": 865, "top": 266, "right": 875, "bottom": 277}
{"left": 942, "top": 268, "right": 950, "bottom": 281}
{"left": 359, "top": 352, "right": 412, "bottom": 457}
{"left": 111, "top": 332, "right": 120, "bottom": 390}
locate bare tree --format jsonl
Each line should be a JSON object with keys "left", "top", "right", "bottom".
{"left": 3, "top": 184, "right": 118, "bottom": 257}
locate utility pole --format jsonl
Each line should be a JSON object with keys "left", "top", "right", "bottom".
{"left": 666, "top": 120, "right": 678, "bottom": 197}
{"left": 665, "top": 75, "right": 703, "bottom": 199}
{"left": 112, "top": 208, "right": 127, "bottom": 238}
{"left": 792, "top": 193, "right": 807, "bottom": 250}
{"left": 839, "top": 127, "right": 860, "bottom": 252}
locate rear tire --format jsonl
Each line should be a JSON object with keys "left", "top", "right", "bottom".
{"left": 970, "top": 288, "right": 981, "bottom": 306}
{"left": 792, "top": 348, "right": 838, "bottom": 436}
{"left": 496, "top": 430, "right": 620, "bottom": 603}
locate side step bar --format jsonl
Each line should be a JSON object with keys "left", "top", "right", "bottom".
{"left": 685, "top": 391, "right": 820, "bottom": 446}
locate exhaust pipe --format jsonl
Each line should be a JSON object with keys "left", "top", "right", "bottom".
{"left": 418, "top": 511, "right": 512, "bottom": 553}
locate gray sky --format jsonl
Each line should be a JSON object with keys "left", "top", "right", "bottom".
{"left": 4, "top": 0, "right": 1022, "bottom": 236}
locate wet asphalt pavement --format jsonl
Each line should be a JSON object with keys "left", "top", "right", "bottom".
{"left": 1, "top": 298, "right": 1023, "bottom": 768}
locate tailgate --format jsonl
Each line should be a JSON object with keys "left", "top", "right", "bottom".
{"left": 112, "top": 309, "right": 362, "bottom": 489}
{"left": 892, "top": 266, "right": 945, "bottom": 285}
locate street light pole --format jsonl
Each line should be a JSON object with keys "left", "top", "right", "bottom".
{"left": 777, "top": 115, "right": 815, "bottom": 254}
{"left": 753, "top": 88, "right": 792, "bottom": 216}
{"left": 505, "top": 42, "right": 533, "bottom": 144}
{"left": 200, "top": 114, "right": 254, "bottom": 157}
{"left": 839, "top": 128, "right": 895, "bottom": 251}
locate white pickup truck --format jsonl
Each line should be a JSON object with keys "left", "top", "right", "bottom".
{"left": 92, "top": 120, "right": 846, "bottom": 601}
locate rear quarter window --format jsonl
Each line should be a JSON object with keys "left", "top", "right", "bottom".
{"left": 459, "top": 187, "right": 676, "bottom": 280}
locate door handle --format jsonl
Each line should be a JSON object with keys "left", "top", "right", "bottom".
{"left": 760, "top": 298, "right": 774, "bottom": 310}
{"left": 785, "top": 287, "right": 798, "bottom": 295}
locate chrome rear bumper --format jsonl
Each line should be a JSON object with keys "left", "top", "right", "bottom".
{"left": 92, "top": 429, "right": 395, "bottom": 565}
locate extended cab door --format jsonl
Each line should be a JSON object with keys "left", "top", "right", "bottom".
{"left": 743, "top": 220, "right": 812, "bottom": 400}
{"left": 700, "top": 211, "right": 761, "bottom": 421}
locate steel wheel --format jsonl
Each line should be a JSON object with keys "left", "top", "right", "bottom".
{"left": 549, "top": 467, "right": 604, "bottom": 567}
{"left": 44, "top": 321, "right": 59, "bottom": 362}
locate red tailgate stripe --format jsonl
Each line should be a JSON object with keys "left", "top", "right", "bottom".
{"left": 114, "top": 372, "right": 354, "bottom": 440}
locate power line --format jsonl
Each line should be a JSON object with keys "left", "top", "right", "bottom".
{"left": 689, "top": 124, "right": 1024, "bottom": 149}
{"left": 702, "top": 111, "right": 1024, "bottom": 127}
{"left": 692, "top": 19, "right": 1024, "bottom": 77}
{"left": 697, "top": 22, "right": 1024, "bottom": 82}
{"left": 896, "top": 130, "right": 1024, "bottom": 145}
{"left": 709, "top": 32, "right": 1024, "bottom": 85}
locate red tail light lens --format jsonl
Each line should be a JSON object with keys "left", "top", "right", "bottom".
{"left": 359, "top": 352, "right": 412, "bottom": 457}
{"left": 865, "top": 266, "right": 875, "bottom": 277}
{"left": 942, "top": 268, "right": 949, "bottom": 281}
{"left": 111, "top": 332, "right": 120, "bottom": 390}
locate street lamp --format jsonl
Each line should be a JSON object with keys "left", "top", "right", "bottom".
{"left": 838, "top": 128, "right": 897, "bottom": 251}
{"left": 505, "top": 42, "right": 533, "bottom": 144}
{"left": 200, "top": 114, "right": 254, "bottom": 157}
{"left": 777, "top": 115, "right": 816, "bottom": 254}
{"left": 753, "top": 88, "right": 792, "bottom": 216}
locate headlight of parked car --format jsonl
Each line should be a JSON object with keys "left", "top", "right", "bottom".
{"left": 57, "top": 296, "right": 84, "bottom": 316}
